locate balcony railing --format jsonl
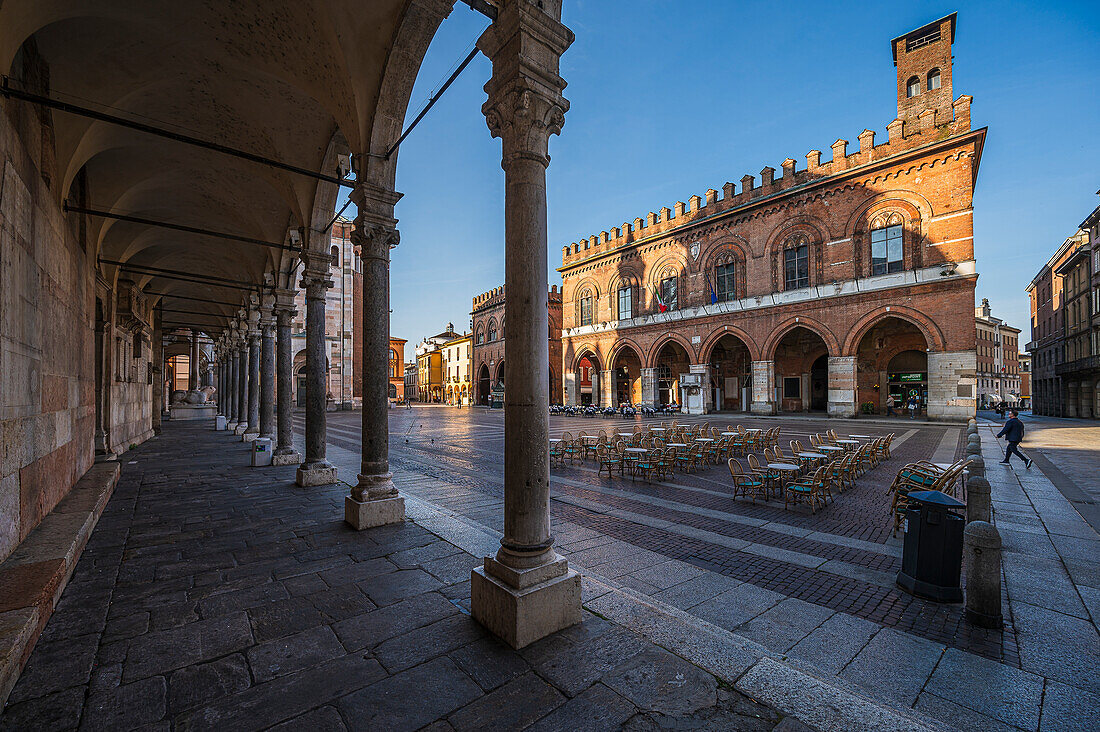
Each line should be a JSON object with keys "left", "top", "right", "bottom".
{"left": 1055, "top": 355, "right": 1100, "bottom": 376}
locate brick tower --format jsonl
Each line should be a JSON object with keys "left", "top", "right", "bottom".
{"left": 893, "top": 13, "right": 956, "bottom": 129}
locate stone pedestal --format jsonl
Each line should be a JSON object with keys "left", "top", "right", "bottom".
{"left": 271, "top": 451, "right": 301, "bottom": 467}
{"left": 471, "top": 554, "right": 581, "bottom": 649}
{"left": 169, "top": 403, "right": 217, "bottom": 421}
{"left": 750, "top": 360, "right": 776, "bottom": 414}
{"left": 827, "top": 356, "right": 858, "bottom": 417}
{"left": 296, "top": 463, "right": 338, "bottom": 487}
{"left": 345, "top": 495, "right": 405, "bottom": 529}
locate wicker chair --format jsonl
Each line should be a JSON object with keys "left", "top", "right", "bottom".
{"left": 729, "top": 458, "right": 767, "bottom": 503}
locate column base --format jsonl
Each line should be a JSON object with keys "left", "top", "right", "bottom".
{"left": 827, "top": 402, "right": 857, "bottom": 418}
{"left": 750, "top": 402, "right": 776, "bottom": 415}
{"left": 242, "top": 431, "right": 260, "bottom": 443}
{"left": 271, "top": 450, "right": 301, "bottom": 466}
{"left": 471, "top": 554, "right": 582, "bottom": 649}
{"left": 296, "top": 461, "right": 337, "bottom": 487}
{"left": 345, "top": 495, "right": 405, "bottom": 530}
{"left": 226, "top": 420, "right": 238, "bottom": 431}
{"left": 233, "top": 422, "right": 249, "bottom": 435}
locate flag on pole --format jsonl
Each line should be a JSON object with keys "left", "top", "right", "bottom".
{"left": 653, "top": 284, "right": 668, "bottom": 313}
{"left": 705, "top": 271, "right": 718, "bottom": 304}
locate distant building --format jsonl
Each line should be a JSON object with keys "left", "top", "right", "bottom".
{"left": 388, "top": 338, "right": 407, "bottom": 402}
{"left": 974, "top": 298, "right": 1021, "bottom": 409}
{"left": 404, "top": 362, "right": 418, "bottom": 401}
{"left": 1027, "top": 226, "right": 1095, "bottom": 417}
{"left": 443, "top": 334, "right": 473, "bottom": 405}
{"left": 471, "top": 286, "right": 563, "bottom": 406}
{"left": 416, "top": 323, "right": 461, "bottom": 403}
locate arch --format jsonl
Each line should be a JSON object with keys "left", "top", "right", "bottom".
{"left": 646, "top": 333, "right": 697, "bottom": 368}
{"left": 841, "top": 306, "right": 946, "bottom": 355}
{"left": 572, "top": 345, "right": 603, "bottom": 372}
{"left": 762, "top": 316, "right": 841, "bottom": 359}
{"left": 700, "top": 238, "right": 749, "bottom": 272}
{"left": 906, "top": 76, "right": 920, "bottom": 97}
{"left": 487, "top": 318, "right": 498, "bottom": 342}
{"left": 699, "top": 326, "right": 761, "bottom": 363}
{"left": 646, "top": 254, "right": 687, "bottom": 286}
{"left": 845, "top": 194, "right": 928, "bottom": 276}
{"left": 607, "top": 338, "right": 646, "bottom": 368}
{"left": 477, "top": 363, "right": 491, "bottom": 406}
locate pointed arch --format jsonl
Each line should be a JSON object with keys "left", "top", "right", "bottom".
{"left": 762, "top": 316, "right": 840, "bottom": 359}
{"left": 842, "top": 306, "right": 946, "bottom": 355}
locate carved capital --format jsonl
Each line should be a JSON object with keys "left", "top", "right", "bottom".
{"left": 482, "top": 83, "right": 569, "bottom": 166}
{"left": 299, "top": 251, "right": 334, "bottom": 298}
{"left": 352, "top": 222, "right": 400, "bottom": 262}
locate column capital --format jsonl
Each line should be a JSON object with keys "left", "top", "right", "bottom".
{"left": 352, "top": 220, "right": 400, "bottom": 260}
{"left": 258, "top": 292, "right": 277, "bottom": 330}
{"left": 299, "top": 251, "right": 334, "bottom": 297}
{"left": 477, "top": 0, "right": 574, "bottom": 166}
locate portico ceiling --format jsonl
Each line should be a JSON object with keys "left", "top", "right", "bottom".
{"left": 0, "top": 0, "right": 458, "bottom": 328}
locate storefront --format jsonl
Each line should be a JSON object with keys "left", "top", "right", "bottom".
{"left": 889, "top": 371, "right": 927, "bottom": 412}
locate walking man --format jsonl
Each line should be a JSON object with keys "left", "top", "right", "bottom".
{"left": 996, "top": 409, "right": 1032, "bottom": 468}
{"left": 886, "top": 394, "right": 896, "bottom": 417}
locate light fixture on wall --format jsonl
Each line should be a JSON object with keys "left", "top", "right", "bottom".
{"left": 940, "top": 261, "right": 958, "bottom": 276}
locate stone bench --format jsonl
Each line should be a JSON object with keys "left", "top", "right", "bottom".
{"left": 0, "top": 462, "right": 119, "bottom": 707}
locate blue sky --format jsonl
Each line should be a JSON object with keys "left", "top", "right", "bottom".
{"left": 343, "top": 1, "right": 1100, "bottom": 352}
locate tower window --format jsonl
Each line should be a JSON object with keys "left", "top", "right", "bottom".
{"left": 871, "top": 223, "right": 904, "bottom": 275}
{"left": 784, "top": 246, "right": 809, "bottom": 290}
{"left": 927, "top": 68, "right": 941, "bottom": 90}
{"left": 906, "top": 76, "right": 920, "bottom": 98}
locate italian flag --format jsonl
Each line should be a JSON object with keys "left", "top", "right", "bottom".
{"left": 653, "top": 284, "right": 668, "bottom": 313}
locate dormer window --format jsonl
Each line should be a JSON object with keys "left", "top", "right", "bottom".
{"left": 906, "top": 76, "right": 920, "bottom": 98}
{"left": 927, "top": 68, "right": 941, "bottom": 90}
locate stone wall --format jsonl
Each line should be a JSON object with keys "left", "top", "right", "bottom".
{"left": 0, "top": 74, "right": 94, "bottom": 561}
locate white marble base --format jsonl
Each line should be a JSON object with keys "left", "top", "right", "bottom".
{"left": 271, "top": 451, "right": 301, "bottom": 466}
{"left": 169, "top": 403, "right": 217, "bottom": 421}
{"left": 344, "top": 495, "right": 405, "bottom": 530}
{"left": 471, "top": 554, "right": 582, "bottom": 649}
{"left": 233, "top": 422, "right": 249, "bottom": 435}
{"left": 296, "top": 463, "right": 337, "bottom": 487}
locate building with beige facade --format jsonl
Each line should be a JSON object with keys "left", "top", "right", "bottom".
{"left": 443, "top": 334, "right": 473, "bottom": 405}
{"left": 974, "top": 298, "right": 1022, "bottom": 409}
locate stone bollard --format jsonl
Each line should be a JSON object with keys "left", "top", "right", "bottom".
{"left": 967, "top": 476, "right": 991, "bottom": 523}
{"left": 968, "top": 455, "right": 985, "bottom": 478}
{"left": 964, "top": 521, "right": 1003, "bottom": 628}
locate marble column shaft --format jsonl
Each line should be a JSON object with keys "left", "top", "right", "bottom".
{"left": 274, "top": 305, "right": 296, "bottom": 456}
{"left": 236, "top": 344, "right": 248, "bottom": 429}
{"left": 246, "top": 333, "right": 261, "bottom": 436}
{"left": 189, "top": 331, "right": 200, "bottom": 391}
{"left": 259, "top": 320, "right": 276, "bottom": 440}
{"left": 298, "top": 255, "right": 335, "bottom": 481}
{"left": 227, "top": 348, "right": 239, "bottom": 424}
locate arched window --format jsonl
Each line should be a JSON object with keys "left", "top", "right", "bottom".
{"left": 488, "top": 320, "right": 498, "bottom": 342}
{"left": 476, "top": 327, "right": 484, "bottom": 345}
{"left": 654, "top": 265, "right": 680, "bottom": 311}
{"left": 869, "top": 212, "right": 905, "bottom": 275}
{"left": 782, "top": 234, "right": 810, "bottom": 290}
{"left": 576, "top": 288, "right": 593, "bottom": 326}
{"left": 617, "top": 284, "right": 633, "bottom": 320}
{"left": 906, "top": 76, "right": 920, "bottom": 98}
{"left": 712, "top": 250, "right": 743, "bottom": 302}
{"left": 927, "top": 68, "right": 941, "bottom": 91}
{"left": 330, "top": 245, "right": 340, "bottom": 266}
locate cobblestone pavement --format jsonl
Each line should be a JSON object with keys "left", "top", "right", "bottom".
{"left": 308, "top": 406, "right": 1096, "bottom": 731}
{"left": 1, "top": 422, "right": 799, "bottom": 731}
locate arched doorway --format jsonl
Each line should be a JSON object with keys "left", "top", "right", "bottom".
{"left": 707, "top": 334, "right": 752, "bottom": 412}
{"left": 576, "top": 353, "right": 600, "bottom": 406}
{"left": 653, "top": 341, "right": 690, "bottom": 407}
{"left": 477, "top": 364, "right": 490, "bottom": 406}
{"left": 773, "top": 327, "right": 829, "bottom": 413}
{"left": 854, "top": 317, "right": 929, "bottom": 415}
{"left": 612, "top": 346, "right": 642, "bottom": 406}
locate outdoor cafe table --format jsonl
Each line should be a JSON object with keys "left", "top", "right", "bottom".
{"left": 579, "top": 435, "right": 600, "bottom": 443}
{"left": 651, "top": 427, "right": 667, "bottom": 433}
{"left": 847, "top": 435, "right": 871, "bottom": 440}
{"left": 617, "top": 433, "right": 634, "bottom": 439}
{"left": 624, "top": 448, "right": 648, "bottom": 455}
{"left": 694, "top": 437, "right": 714, "bottom": 443}
{"left": 720, "top": 431, "right": 739, "bottom": 437}
{"left": 819, "top": 445, "right": 844, "bottom": 453}
{"left": 549, "top": 439, "right": 561, "bottom": 444}
{"left": 768, "top": 462, "right": 800, "bottom": 490}
{"left": 836, "top": 439, "right": 859, "bottom": 446}
{"left": 667, "top": 443, "right": 687, "bottom": 449}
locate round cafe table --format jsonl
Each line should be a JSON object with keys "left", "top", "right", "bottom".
{"left": 768, "top": 462, "right": 800, "bottom": 492}
{"left": 579, "top": 435, "right": 600, "bottom": 442}
{"left": 720, "top": 432, "right": 737, "bottom": 437}
{"left": 695, "top": 437, "right": 714, "bottom": 443}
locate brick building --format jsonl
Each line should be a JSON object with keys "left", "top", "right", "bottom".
{"left": 559, "top": 14, "right": 980, "bottom": 420}
{"left": 974, "top": 298, "right": 1022, "bottom": 409}
{"left": 1019, "top": 353, "right": 1032, "bottom": 409}
{"left": 388, "top": 338, "right": 406, "bottom": 402}
{"left": 1027, "top": 229, "right": 1091, "bottom": 417}
{"left": 471, "top": 286, "right": 563, "bottom": 406}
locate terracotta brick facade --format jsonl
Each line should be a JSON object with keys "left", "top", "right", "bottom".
{"left": 471, "top": 286, "right": 563, "bottom": 406}
{"left": 559, "top": 15, "right": 979, "bottom": 421}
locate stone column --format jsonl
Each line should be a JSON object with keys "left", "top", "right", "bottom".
{"left": 346, "top": 200, "right": 405, "bottom": 528}
{"left": 152, "top": 317, "right": 164, "bottom": 435}
{"left": 259, "top": 297, "right": 276, "bottom": 442}
{"left": 235, "top": 325, "right": 249, "bottom": 435}
{"left": 927, "top": 351, "right": 977, "bottom": 422}
{"left": 600, "top": 369, "right": 614, "bottom": 406}
{"left": 296, "top": 251, "right": 338, "bottom": 486}
{"left": 751, "top": 360, "right": 776, "bottom": 414}
{"left": 590, "top": 369, "right": 599, "bottom": 407}
{"left": 94, "top": 316, "right": 113, "bottom": 456}
{"left": 226, "top": 342, "right": 239, "bottom": 430}
{"left": 640, "top": 367, "right": 659, "bottom": 405}
{"left": 470, "top": 0, "right": 580, "bottom": 650}
{"left": 827, "top": 355, "right": 857, "bottom": 418}
{"left": 244, "top": 312, "right": 261, "bottom": 442}
{"left": 189, "top": 330, "right": 200, "bottom": 391}
{"left": 687, "top": 364, "right": 710, "bottom": 415}
{"left": 563, "top": 371, "right": 577, "bottom": 406}
{"left": 272, "top": 290, "right": 301, "bottom": 465}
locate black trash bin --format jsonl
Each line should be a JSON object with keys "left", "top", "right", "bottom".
{"left": 896, "top": 490, "right": 966, "bottom": 602}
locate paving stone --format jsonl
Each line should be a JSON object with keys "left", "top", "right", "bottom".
{"left": 389, "top": 540, "right": 464, "bottom": 569}
{"left": 332, "top": 591, "right": 459, "bottom": 651}
{"left": 318, "top": 557, "right": 397, "bottom": 587}
{"left": 123, "top": 612, "right": 253, "bottom": 682}
{"left": 247, "top": 596, "right": 327, "bottom": 643}
{"left": 101, "top": 611, "right": 150, "bottom": 644}
{"left": 1003, "top": 553, "right": 1089, "bottom": 619}
{"left": 358, "top": 568, "right": 443, "bottom": 606}
{"left": 308, "top": 584, "right": 376, "bottom": 621}
{"left": 0, "top": 686, "right": 85, "bottom": 732}
{"left": 785, "top": 612, "right": 880, "bottom": 674}
{"left": 80, "top": 675, "right": 167, "bottom": 731}
{"left": 448, "top": 636, "right": 530, "bottom": 691}
{"left": 601, "top": 647, "right": 717, "bottom": 716}
{"left": 338, "top": 656, "right": 482, "bottom": 732}
{"left": 689, "top": 582, "right": 786, "bottom": 631}
{"left": 196, "top": 581, "right": 290, "bottom": 618}
{"left": 923, "top": 648, "right": 1044, "bottom": 729}
{"left": 7, "top": 633, "right": 98, "bottom": 704}
{"left": 914, "top": 691, "right": 1022, "bottom": 732}
{"left": 448, "top": 671, "right": 565, "bottom": 729}
{"left": 168, "top": 654, "right": 252, "bottom": 714}
{"left": 148, "top": 601, "right": 199, "bottom": 630}
{"left": 247, "top": 625, "right": 345, "bottom": 683}
{"left": 36, "top": 603, "right": 109, "bottom": 643}
{"left": 627, "top": 559, "right": 707, "bottom": 590}
{"left": 839, "top": 628, "right": 944, "bottom": 707}
{"left": 175, "top": 655, "right": 386, "bottom": 731}
{"left": 526, "top": 682, "right": 638, "bottom": 732}
{"left": 732, "top": 598, "right": 835, "bottom": 653}
{"left": 373, "top": 614, "right": 485, "bottom": 674}
{"left": 651, "top": 572, "right": 742, "bottom": 610}
{"left": 1040, "top": 679, "right": 1100, "bottom": 732}
{"left": 1012, "top": 601, "right": 1100, "bottom": 695}
{"left": 282, "top": 573, "right": 328, "bottom": 597}
{"left": 267, "top": 705, "right": 348, "bottom": 732}
{"left": 521, "top": 620, "right": 650, "bottom": 697}
{"left": 421, "top": 552, "right": 481, "bottom": 585}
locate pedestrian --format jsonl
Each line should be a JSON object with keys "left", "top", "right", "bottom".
{"left": 886, "top": 394, "right": 896, "bottom": 417}
{"left": 907, "top": 396, "right": 918, "bottom": 419}
{"left": 996, "top": 409, "right": 1031, "bottom": 468}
